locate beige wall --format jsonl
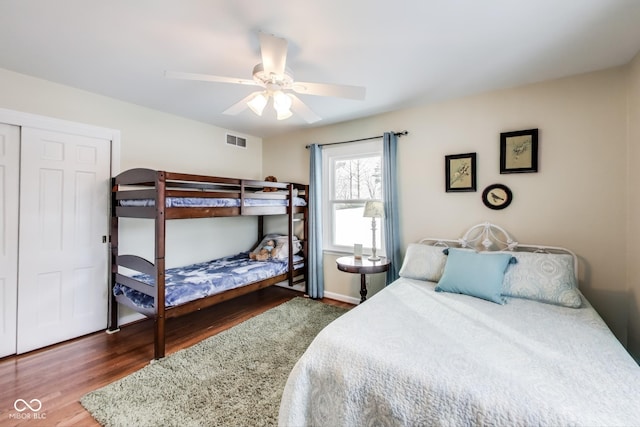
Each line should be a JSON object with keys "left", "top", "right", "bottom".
{"left": 264, "top": 66, "right": 634, "bottom": 351}
{"left": 2, "top": 60, "right": 637, "bottom": 356}
{"left": 0, "top": 67, "right": 265, "bottom": 321}
{"left": 0, "top": 67, "right": 265, "bottom": 267}
{"left": 627, "top": 52, "right": 640, "bottom": 360}
{"left": 0, "top": 68, "right": 262, "bottom": 177}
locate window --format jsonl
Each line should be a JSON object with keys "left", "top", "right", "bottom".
{"left": 322, "top": 140, "right": 385, "bottom": 254}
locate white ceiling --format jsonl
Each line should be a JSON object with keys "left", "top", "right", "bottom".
{"left": 1, "top": 1, "right": 640, "bottom": 138}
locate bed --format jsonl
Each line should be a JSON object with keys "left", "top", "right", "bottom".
{"left": 108, "top": 168, "right": 308, "bottom": 359}
{"left": 279, "top": 223, "right": 640, "bottom": 426}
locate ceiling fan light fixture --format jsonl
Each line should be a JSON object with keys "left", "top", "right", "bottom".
{"left": 273, "top": 91, "right": 292, "bottom": 111}
{"left": 273, "top": 91, "right": 293, "bottom": 120}
{"left": 247, "top": 92, "right": 268, "bottom": 116}
{"left": 276, "top": 108, "right": 293, "bottom": 120}
{"left": 167, "top": 33, "right": 366, "bottom": 125}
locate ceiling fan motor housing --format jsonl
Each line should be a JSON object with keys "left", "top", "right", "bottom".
{"left": 252, "top": 63, "right": 294, "bottom": 90}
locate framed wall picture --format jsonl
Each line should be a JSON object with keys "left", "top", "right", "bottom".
{"left": 445, "top": 152, "right": 476, "bottom": 192}
{"left": 482, "top": 184, "right": 513, "bottom": 210}
{"left": 500, "top": 128, "right": 538, "bottom": 173}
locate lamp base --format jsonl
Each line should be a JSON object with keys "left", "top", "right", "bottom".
{"left": 368, "top": 255, "right": 381, "bottom": 261}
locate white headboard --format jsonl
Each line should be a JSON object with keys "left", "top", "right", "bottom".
{"left": 418, "top": 222, "right": 579, "bottom": 282}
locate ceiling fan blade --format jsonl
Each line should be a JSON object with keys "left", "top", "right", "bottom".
{"left": 289, "top": 94, "right": 321, "bottom": 124}
{"left": 259, "top": 32, "right": 288, "bottom": 76}
{"left": 292, "top": 81, "right": 366, "bottom": 100}
{"left": 222, "top": 92, "right": 258, "bottom": 115}
{"left": 165, "top": 71, "right": 259, "bottom": 87}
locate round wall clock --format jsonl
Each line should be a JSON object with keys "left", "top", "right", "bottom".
{"left": 482, "top": 184, "right": 513, "bottom": 210}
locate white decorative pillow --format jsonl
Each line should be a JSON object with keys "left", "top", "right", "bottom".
{"left": 398, "top": 244, "right": 447, "bottom": 282}
{"left": 272, "top": 235, "right": 302, "bottom": 260}
{"left": 502, "top": 251, "right": 582, "bottom": 308}
{"left": 252, "top": 234, "right": 301, "bottom": 260}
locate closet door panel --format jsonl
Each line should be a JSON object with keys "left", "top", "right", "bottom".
{"left": 17, "top": 127, "right": 111, "bottom": 354}
{"left": 0, "top": 124, "right": 19, "bottom": 358}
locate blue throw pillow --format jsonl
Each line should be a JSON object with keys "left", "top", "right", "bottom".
{"left": 435, "top": 248, "right": 513, "bottom": 304}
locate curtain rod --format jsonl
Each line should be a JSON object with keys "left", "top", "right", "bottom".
{"left": 305, "top": 130, "right": 408, "bottom": 149}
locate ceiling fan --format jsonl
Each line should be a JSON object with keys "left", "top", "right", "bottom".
{"left": 165, "top": 32, "right": 366, "bottom": 123}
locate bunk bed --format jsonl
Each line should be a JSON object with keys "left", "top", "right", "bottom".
{"left": 108, "top": 168, "right": 308, "bottom": 359}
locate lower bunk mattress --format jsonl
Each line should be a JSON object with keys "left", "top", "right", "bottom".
{"left": 113, "top": 252, "right": 303, "bottom": 309}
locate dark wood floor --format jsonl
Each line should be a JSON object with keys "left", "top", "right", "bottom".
{"left": 0, "top": 287, "right": 352, "bottom": 427}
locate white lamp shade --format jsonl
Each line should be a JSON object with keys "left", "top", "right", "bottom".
{"left": 273, "top": 91, "right": 293, "bottom": 111}
{"left": 276, "top": 109, "right": 293, "bottom": 120}
{"left": 363, "top": 200, "right": 384, "bottom": 218}
{"left": 247, "top": 92, "right": 268, "bottom": 116}
{"left": 273, "top": 91, "right": 293, "bottom": 120}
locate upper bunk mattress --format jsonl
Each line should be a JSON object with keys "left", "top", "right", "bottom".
{"left": 114, "top": 252, "right": 303, "bottom": 309}
{"left": 119, "top": 196, "right": 307, "bottom": 208}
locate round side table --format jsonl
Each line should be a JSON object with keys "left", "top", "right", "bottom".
{"left": 336, "top": 256, "right": 391, "bottom": 303}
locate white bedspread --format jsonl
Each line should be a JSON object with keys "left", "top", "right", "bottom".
{"left": 279, "top": 278, "right": 640, "bottom": 426}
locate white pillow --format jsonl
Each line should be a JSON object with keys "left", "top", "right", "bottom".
{"left": 252, "top": 234, "right": 302, "bottom": 260}
{"left": 272, "top": 235, "right": 302, "bottom": 260}
{"left": 502, "top": 251, "right": 582, "bottom": 308}
{"left": 398, "top": 243, "right": 447, "bottom": 282}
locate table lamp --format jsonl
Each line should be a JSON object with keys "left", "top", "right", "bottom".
{"left": 363, "top": 200, "right": 384, "bottom": 261}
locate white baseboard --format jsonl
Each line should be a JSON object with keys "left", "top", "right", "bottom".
{"left": 322, "top": 291, "right": 360, "bottom": 305}
{"left": 275, "top": 281, "right": 359, "bottom": 305}
{"left": 118, "top": 311, "right": 145, "bottom": 327}
{"left": 275, "top": 281, "right": 306, "bottom": 293}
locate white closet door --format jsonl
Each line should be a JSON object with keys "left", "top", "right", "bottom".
{"left": 0, "top": 124, "right": 19, "bottom": 357}
{"left": 17, "top": 127, "right": 111, "bottom": 354}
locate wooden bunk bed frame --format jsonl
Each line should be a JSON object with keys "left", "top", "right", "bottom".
{"left": 108, "top": 168, "right": 308, "bottom": 359}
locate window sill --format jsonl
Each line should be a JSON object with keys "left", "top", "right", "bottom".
{"left": 323, "top": 249, "right": 387, "bottom": 258}
{"left": 323, "top": 249, "right": 351, "bottom": 257}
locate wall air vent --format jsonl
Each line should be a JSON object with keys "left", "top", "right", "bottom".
{"left": 226, "top": 134, "right": 247, "bottom": 148}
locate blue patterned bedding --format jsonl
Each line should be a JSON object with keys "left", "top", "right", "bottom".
{"left": 119, "top": 196, "right": 307, "bottom": 208}
{"left": 114, "top": 252, "right": 303, "bottom": 309}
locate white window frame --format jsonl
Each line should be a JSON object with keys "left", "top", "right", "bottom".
{"left": 322, "top": 140, "right": 385, "bottom": 255}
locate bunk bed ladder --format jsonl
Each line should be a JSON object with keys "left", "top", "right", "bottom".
{"left": 108, "top": 177, "right": 120, "bottom": 333}
{"left": 287, "top": 183, "right": 294, "bottom": 287}
{"left": 240, "top": 180, "right": 246, "bottom": 216}
{"left": 154, "top": 171, "right": 167, "bottom": 359}
{"left": 288, "top": 183, "right": 309, "bottom": 290}
{"left": 300, "top": 184, "right": 309, "bottom": 293}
